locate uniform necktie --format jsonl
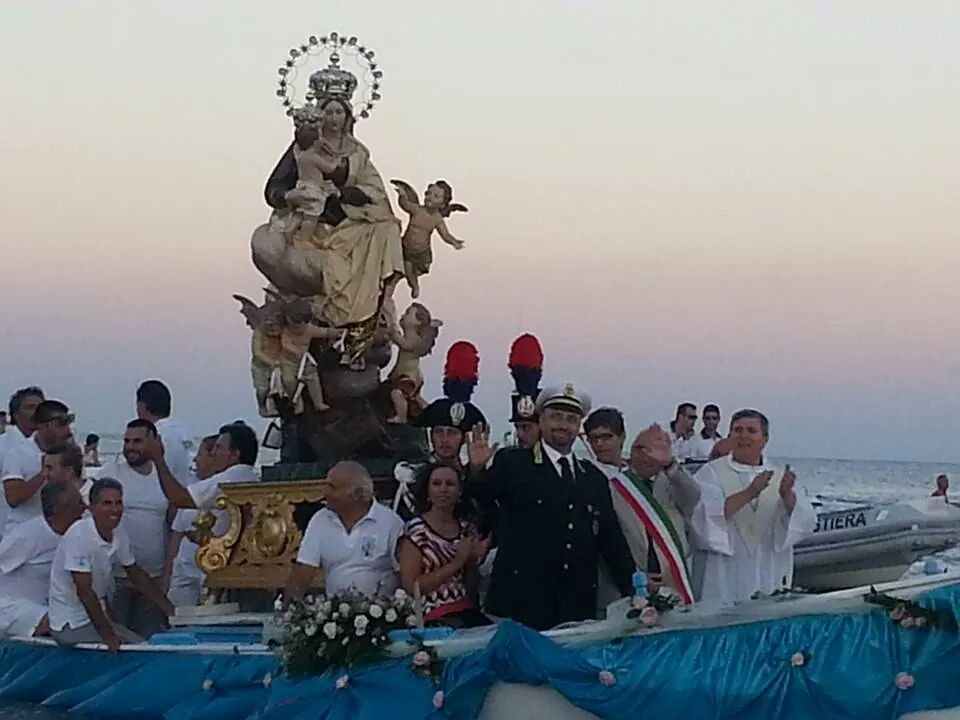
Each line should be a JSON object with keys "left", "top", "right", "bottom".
{"left": 558, "top": 456, "right": 575, "bottom": 484}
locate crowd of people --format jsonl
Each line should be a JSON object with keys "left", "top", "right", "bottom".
{"left": 282, "top": 385, "right": 821, "bottom": 632}
{"left": 0, "top": 381, "right": 260, "bottom": 648}
{"left": 0, "top": 374, "right": 951, "bottom": 649}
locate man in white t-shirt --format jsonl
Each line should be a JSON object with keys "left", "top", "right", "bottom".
{"left": 136, "top": 380, "right": 193, "bottom": 487}
{"left": 163, "top": 434, "right": 218, "bottom": 608}
{"left": 146, "top": 422, "right": 261, "bottom": 607}
{"left": 48, "top": 478, "right": 173, "bottom": 650}
{"left": 0, "top": 387, "right": 46, "bottom": 538}
{"left": 102, "top": 419, "right": 172, "bottom": 638}
{"left": 0, "top": 482, "right": 85, "bottom": 637}
{"left": 689, "top": 403, "right": 724, "bottom": 461}
{"left": 147, "top": 422, "right": 259, "bottom": 516}
{"left": 285, "top": 462, "right": 404, "bottom": 601}
{"left": 2, "top": 400, "right": 74, "bottom": 534}
{"left": 668, "top": 402, "right": 699, "bottom": 462}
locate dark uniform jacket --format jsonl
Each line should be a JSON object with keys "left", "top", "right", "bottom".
{"left": 469, "top": 442, "right": 636, "bottom": 630}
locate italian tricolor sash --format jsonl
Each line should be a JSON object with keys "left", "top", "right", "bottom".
{"left": 610, "top": 469, "right": 695, "bottom": 605}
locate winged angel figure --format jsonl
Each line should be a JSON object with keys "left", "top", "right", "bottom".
{"left": 390, "top": 179, "right": 468, "bottom": 298}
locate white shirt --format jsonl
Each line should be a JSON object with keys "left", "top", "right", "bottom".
{"left": 689, "top": 433, "right": 722, "bottom": 462}
{"left": 48, "top": 516, "right": 136, "bottom": 630}
{"left": 1, "top": 435, "right": 43, "bottom": 532}
{"left": 0, "top": 515, "right": 62, "bottom": 603}
{"left": 0, "top": 426, "right": 31, "bottom": 538}
{"left": 156, "top": 417, "right": 194, "bottom": 487}
{"left": 668, "top": 427, "right": 698, "bottom": 462}
{"left": 297, "top": 501, "right": 404, "bottom": 596}
{"left": 541, "top": 442, "right": 576, "bottom": 478}
{"left": 690, "top": 456, "right": 816, "bottom": 606}
{"left": 103, "top": 460, "right": 169, "bottom": 577}
{"left": 188, "top": 463, "right": 259, "bottom": 536}
{"left": 188, "top": 463, "right": 258, "bottom": 511}
{"left": 171, "top": 508, "right": 203, "bottom": 582}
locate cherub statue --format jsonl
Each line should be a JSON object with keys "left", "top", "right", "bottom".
{"left": 235, "top": 291, "right": 346, "bottom": 416}
{"left": 385, "top": 303, "right": 442, "bottom": 424}
{"left": 233, "top": 292, "right": 286, "bottom": 417}
{"left": 390, "top": 179, "right": 467, "bottom": 298}
{"left": 274, "top": 123, "right": 342, "bottom": 243}
{"left": 275, "top": 294, "right": 346, "bottom": 414}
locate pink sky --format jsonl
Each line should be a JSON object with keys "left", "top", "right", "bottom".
{"left": 2, "top": 1, "right": 959, "bottom": 460}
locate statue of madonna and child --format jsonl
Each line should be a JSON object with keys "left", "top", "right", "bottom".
{"left": 235, "top": 35, "right": 460, "bottom": 465}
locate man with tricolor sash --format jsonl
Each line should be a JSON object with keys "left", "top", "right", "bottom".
{"left": 585, "top": 409, "right": 700, "bottom": 606}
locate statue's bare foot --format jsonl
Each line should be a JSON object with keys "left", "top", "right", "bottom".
{"left": 315, "top": 402, "right": 331, "bottom": 412}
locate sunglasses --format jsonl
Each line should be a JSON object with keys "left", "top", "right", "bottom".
{"left": 46, "top": 413, "right": 75, "bottom": 427}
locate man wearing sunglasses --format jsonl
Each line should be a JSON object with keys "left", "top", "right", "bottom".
{"left": 2, "top": 400, "right": 74, "bottom": 534}
{"left": 668, "top": 402, "right": 698, "bottom": 462}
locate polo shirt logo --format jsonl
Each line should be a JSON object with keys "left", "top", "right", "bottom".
{"left": 360, "top": 535, "right": 377, "bottom": 558}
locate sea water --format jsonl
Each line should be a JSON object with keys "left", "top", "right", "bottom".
{"left": 4, "top": 454, "right": 958, "bottom": 717}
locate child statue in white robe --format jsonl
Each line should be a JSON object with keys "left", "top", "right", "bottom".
{"left": 271, "top": 123, "right": 340, "bottom": 242}
{"left": 689, "top": 410, "right": 816, "bottom": 606}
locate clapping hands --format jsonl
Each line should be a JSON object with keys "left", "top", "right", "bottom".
{"left": 779, "top": 464, "right": 797, "bottom": 510}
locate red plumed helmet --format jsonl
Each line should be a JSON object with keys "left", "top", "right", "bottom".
{"left": 443, "top": 341, "right": 479, "bottom": 402}
{"left": 509, "top": 334, "right": 543, "bottom": 398}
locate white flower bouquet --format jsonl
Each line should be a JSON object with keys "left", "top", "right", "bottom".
{"left": 277, "top": 589, "right": 419, "bottom": 675}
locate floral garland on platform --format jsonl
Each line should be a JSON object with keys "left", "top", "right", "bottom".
{"left": 277, "top": 589, "right": 418, "bottom": 675}
{"left": 863, "top": 586, "right": 958, "bottom": 630}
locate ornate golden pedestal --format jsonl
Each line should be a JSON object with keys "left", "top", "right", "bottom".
{"left": 196, "top": 480, "right": 326, "bottom": 592}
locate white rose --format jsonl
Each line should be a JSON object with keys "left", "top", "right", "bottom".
{"left": 305, "top": 623, "right": 318, "bottom": 637}
{"left": 406, "top": 615, "right": 416, "bottom": 627}
{"left": 355, "top": 626, "right": 366, "bottom": 637}
{"left": 385, "top": 609, "right": 398, "bottom": 623}
{"left": 339, "top": 603, "right": 352, "bottom": 617}
{"left": 394, "top": 588, "right": 408, "bottom": 603}
{"left": 369, "top": 604, "right": 383, "bottom": 619}
{"left": 323, "top": 622, "right": 337, "bottom": 639}
{"left": 321, "top": 601, "right": 333, "bottom": 615}
{"left": 354, "top": 615, "right": 369, "bottom": 630}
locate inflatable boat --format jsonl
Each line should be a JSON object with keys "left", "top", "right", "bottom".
{"left": 795, "top": 497, "right": 960, "bottom": 591}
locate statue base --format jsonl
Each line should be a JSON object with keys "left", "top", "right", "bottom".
{"left": 279, "top": 398, "right": 430, "bottom": 465}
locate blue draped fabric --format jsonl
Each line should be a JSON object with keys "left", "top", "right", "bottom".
{"left": 0, "top": 583, "right": 958, "bottom": 719}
